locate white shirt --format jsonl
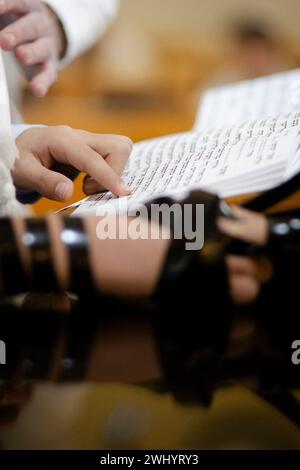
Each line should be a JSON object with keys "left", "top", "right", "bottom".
{"left": 44, "top": 0, "right": 119, "bottom": 65}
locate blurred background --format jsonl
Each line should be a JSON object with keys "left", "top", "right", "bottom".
{"left": 3, "top": 0, "right": 300, "bottom": 450}
{"left": 20, "top": 0, "right": 300, "bottom": 215}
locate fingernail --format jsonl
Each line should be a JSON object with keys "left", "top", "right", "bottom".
{"left": 118, "top": 182, "right": 131, "bottom": 196}
{"left": 55, "top": 182, "right": 72, "bottom": 201}
{"left": 3, "top": 33, "right": 16, "bottom": 48}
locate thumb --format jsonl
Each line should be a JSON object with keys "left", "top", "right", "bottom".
{"left": 32, "top": 167, "right": 74, "bottom": 202}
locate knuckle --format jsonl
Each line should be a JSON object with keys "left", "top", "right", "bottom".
{"left": 52, "top": 126, "right": 74, "bottom": 149}
{"left": 56, "top": 125, "right": 73, "bottom": 135}
{"left": 116, "top": 136, "right": 133, "bottom": 154}
{"left": 38, "top": 172, "right": 49, "bottom": 190}
{"left": 119, "top": 135, "right": 133, "bottom": 148}
{"left": 15, "top": 45, "right": 28, "bottom": 63}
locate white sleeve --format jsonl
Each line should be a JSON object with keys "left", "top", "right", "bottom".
{"left": 12, "top": 124, "right": 44, "bottom": 140}
{"left": 43, "top": 0, "right": 119, "bottom": 66}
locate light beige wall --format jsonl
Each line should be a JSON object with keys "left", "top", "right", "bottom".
{"left": 116, "top": 0, "right": 300, "bottom": 40}
{"left": 101, "top": 0, "right": 300, "bottom": 87}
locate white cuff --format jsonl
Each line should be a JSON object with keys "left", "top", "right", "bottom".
{"left": 12, "top": 124, "right": 44, "bottom": 140}
{"left": 43, "top": 0, "right": 119, "bottom": 66}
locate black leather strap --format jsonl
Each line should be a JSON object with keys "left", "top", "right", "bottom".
{"left": 61, "top": 218, "right": 94, "bottom": 295}
{"left": 24, "top": 219, "right": 59, "bottom": 293}
{"left": 244, "top": 170, "right": 300, "bottom": 213}
{"left": 0, "top": 218, "right": 29, "bottom": 295}
{"left": 153, "top": 190, "right": 232, "bottom": 405}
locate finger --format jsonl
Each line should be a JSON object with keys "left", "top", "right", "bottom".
{"left": 229, "top": 274, "right": 259, "bottom": 305}
{"left": 83, "top": 175, "right": 102, "bottom": 195}
{"left": 30, "top": 60, "right": 57, "bottom": 97}
{"left": 79, "top": 132, "right": 133, "bottom": 194}
{"left": 15, "top": 37, "right": 54, "bottom": 66}
{"left": 0, "top": 0, "right": 39, "bottom": 16}
{"left": 50, "top": 130, "right": 131, "bottom": 197}
{"left": 227, "top": 255, "right": 273, "bottom": 285}
{"left": 0, "top": 11, "right": 46, "bottom": 50}
{"left": 14, "top": 154, "right": 74, "bottom": 201}
{"left": 217, "top": 212, "right": 268, "bottom": 246}
{"left": 83, "top": 132, "right": 132, "bottom": 173}
{"left": 227, "top": 256, "right": 261, "bottom": 304}
{"left": 82, "top": 174, "right": 128, "bottom": 196}
{"left": 226, "top": 256, "right": 258, "bottom": 278}
{"left": 75, "top": 146, "right": 131, "bottom": 197}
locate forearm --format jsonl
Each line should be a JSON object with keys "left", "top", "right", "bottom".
{"left": 84, "top": 216, "right": 170, "bottom": 297}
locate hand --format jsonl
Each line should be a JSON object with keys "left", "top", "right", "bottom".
{"left": 0, "top": 0, "right": 67, "bottom": 97}
{"left": 227, "top": 256, "right": 261, "bottom": 305}
{"left": 218, "top": 206, "right": 271, "bottom": 304}
{"left": 13, "top": 126, "right": 132, "bottom": 201}
{"left": 217, "top": 206, "right": 269, "bottom": 246}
